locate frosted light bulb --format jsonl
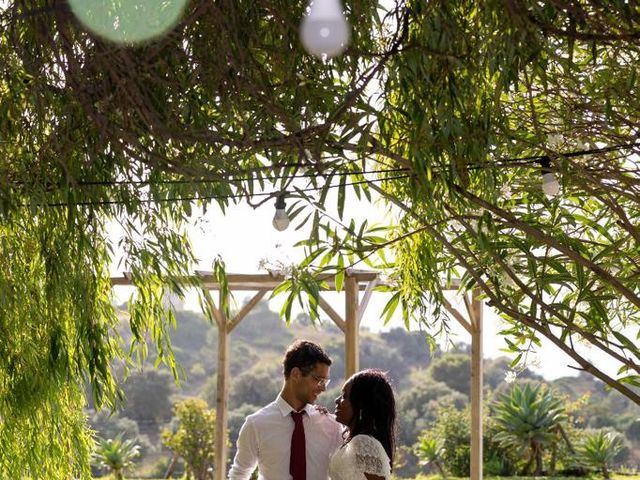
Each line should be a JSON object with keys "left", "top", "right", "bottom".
{"left": 272, "top": 194, "right": 290, "bottom": 231}
{"left": 542, "top": 172, "right": 560, "bottom": 196}
{"left": 300, "top": 0, "right": 351, "bottom": 59}
{"left": 272, "top": 210, "right": 290, "bottom": 231}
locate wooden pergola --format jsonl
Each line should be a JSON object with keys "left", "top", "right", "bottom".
{"left": 111, "top": 270, "right": 483, "bottom": 480}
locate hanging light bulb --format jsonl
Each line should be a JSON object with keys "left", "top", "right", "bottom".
{"left": 300, "top": 0, "right": 351, "bottom": 59}
{"left": 272, "top": 193, "right": 290, "bottom": 231}
{"left": 540, "top": 157, "right": 560, "bottom": 197}
{"left": 68, "top": 0, "right": 188, "bottom": 45}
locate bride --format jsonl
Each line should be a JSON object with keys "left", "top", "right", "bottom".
{"left": 328, "top": 369, "right": 396, "bottom": 480}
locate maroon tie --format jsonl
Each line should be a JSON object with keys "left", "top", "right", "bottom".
{"left": 290, "top": 411, "right": 306, "bottom": 480}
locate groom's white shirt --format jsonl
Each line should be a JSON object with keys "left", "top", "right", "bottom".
{"left": 228, "top": 395, "right": 343, "bottom": 480}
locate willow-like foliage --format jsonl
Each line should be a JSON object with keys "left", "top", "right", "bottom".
{"left": 0, "top": 1, "right": 639, "bottom": 475}
{"left": 369, "top": 0, "right": 640, "bottom": 402}
{"left": 0, "top": 209, "right": 113, "bottom": 476}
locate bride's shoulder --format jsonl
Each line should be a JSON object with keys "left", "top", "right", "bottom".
{"left": 349, "top": 434, "right": 391, "bottom": 477}
{"left": 350, "top": 434, "right": 385, "bottom": 453}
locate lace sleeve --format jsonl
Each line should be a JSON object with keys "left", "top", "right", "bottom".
{"left": 352, "top": 435, "right": 391, "bottom": 477}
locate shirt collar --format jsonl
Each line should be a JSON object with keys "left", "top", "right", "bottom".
{"left": 276, "top": 395, "right": 316, "bottom": 417}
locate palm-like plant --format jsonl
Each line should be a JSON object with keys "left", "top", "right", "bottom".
{"left": 92, "top": 434, "right": 141, "bottom": 480}
{"left": 577, "top": 430, "right": 624, "bottom": 479}
{"left": 414, "top": 435, "right": 447, "bottom": 478}
{"left": 493, "top": 383, "right": 567, "bottom": 475}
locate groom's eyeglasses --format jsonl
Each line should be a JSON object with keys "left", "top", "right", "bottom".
{"left": 309, "top": 374, "right": 331, "bottom": 388}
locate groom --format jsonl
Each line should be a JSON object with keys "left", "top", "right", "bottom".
{"left": 228, "top": 340, "right": 343, "bottom": 480}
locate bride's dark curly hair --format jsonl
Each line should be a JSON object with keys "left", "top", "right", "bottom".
{"left": 345, "top": 369, "right": 396, "bottom": 467}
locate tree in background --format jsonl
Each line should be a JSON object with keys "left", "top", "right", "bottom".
{"left": 92, "top": 434, "right": 141, "bottom": 480}
{"left": 88, "top": 409, "right": 153, "bottom": 457}
{"left": 626, "top": 419, "right": 640, "bottom": 444}
{"left": 169, "top": 310, "right": 217, "bottom": 369}
{"left": 484, "top": 357, "right": 542, "bottom": 391}
{"left": 231, "top": 301, "right": 294, "bottom": 351}
{"left": 493, "top": 383, "right": 568, "bottom": 475}
{"left": 324, "top": 332, "right": 422, "bottom": 387}
{"left": 121, "top": 369, "right": 175, "bottom": 430}
{"left": 380, "top": 328, "right": 434, "bottom": 371}
{"left": 230, "top": 369, "right": 282, "bottom": 409}
{"left": 430, "top": 353, "right": 471, "bottom": 396}
{"left": 162, "top": 398, "right": 216, "bottom": 480}
{"left": 415, "top": 405, "right": 471, "bottom": 477}
{"left": 396, "top": 374, "right": 467, "bottom": 448}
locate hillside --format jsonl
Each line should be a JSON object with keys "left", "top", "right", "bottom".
{"left": 88, "top": 302, "right": 640, "bottom": 478}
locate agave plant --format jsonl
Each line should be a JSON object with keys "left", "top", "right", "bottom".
{"left": 577, "top": 430, "right": 624, "bottom": 479}
{"left": 92, "top": 434, "right": 141, "bottom": 480}
{"left": 493, "top": 383, "right": 567, "bottom": 475}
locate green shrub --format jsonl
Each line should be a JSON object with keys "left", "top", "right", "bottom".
{"left": 483, "top": 418, "right": 518, "bottom": 476}
{"left": 414, "top": 405, "right": 470, "bottom": 476}
{"left": 162, "top": 398, "right": 216, "bottom": 480}
{"left": 493, "top": 383, "right": 567, "bottom": 476}
{"left": 91, "top": 434, "right": 141, "bottom": 480}
{"left": 576, "top": 430, "right": 625, "bottom": 479}
{"left": 414, "top": 436, "right": 447, "bottom": 477}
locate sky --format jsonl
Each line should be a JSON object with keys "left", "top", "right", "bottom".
{"left": 110, "top": 194, "right": 622, "bottom": 382}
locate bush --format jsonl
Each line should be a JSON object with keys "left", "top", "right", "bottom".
{"left": 414, "top": 406, "right": 521, "bottom": 478}
{"left": 87, "top": 409, "right": 154, "bottom": 458}
{"left": 415, "top": 405, "right": 470, "bottom": 477}
{"left": 150, "top": 455, "right": 185, "bottom": 479}
{"left": 162, "top": 398, "right": 216, "bottom": 480}
{"left": 626, "top": 418, "right": 640, "bottom": 443}
{"left": 414, "top": 436, "right": 446, "bottom": 477}
{"left": 576, "top": 430, "right": 626, "bottom": 479}
{"left": 91, "top": 434, "right": 141, "bottom": 480}
{"left": 483, "top": 417, "right": 518, "bottom": 476}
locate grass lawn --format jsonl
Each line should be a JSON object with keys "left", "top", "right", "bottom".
{"left": 401, "top": 476, "right": 640, "bottom": 480}
{"left": 95, "top": 475, "right": 640, "bottom": 480}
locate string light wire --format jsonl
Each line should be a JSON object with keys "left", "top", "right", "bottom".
{"left": 5, "top": 142, "right": 638, "bottom": 208}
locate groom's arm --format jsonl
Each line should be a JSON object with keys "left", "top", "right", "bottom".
{"left": 228, "top": 419, "right": 259, "bottom": 480}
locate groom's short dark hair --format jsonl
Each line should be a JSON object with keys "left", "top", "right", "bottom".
{"left": 283, "top": 340, "right": 331, "bottom": 378}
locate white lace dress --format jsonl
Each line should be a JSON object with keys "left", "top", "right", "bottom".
{"left": 328, "top": 434, "right": 391, "bottom": 480}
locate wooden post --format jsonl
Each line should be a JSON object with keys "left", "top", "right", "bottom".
{"left": 470, "top": 289, "right": 483, "bottom": 480}
{"left": 344, "top": 274, "right": 359, "bottom": 378}
{"left": 214, "top": 291, "right": 230, "bottom": 480}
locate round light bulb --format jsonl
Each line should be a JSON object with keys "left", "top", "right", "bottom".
{"left": 272, "top": 209, "right": 290, "bottom": 231}
{"left": 300, "top": 0, "right": 351, "bottom": 59}
{"left": 542, "top": 172, "right": 560, "bottom": 196}
{"left": 68, "top": 0, "right": 188, "bottom": 44}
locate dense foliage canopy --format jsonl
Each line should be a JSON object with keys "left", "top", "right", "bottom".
{"left": 0, "top": 0, "right": 638, "bottom": 476}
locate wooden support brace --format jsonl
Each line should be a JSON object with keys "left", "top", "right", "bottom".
{"left": 318, "top": 294, "right": 346, "bottom": 332}
{"left": 357, "top": 278, "right": 378, "bottom": 325}
{"left": 463, "top": 292, "right": 473, "bottom": 320}
{"left": 228, "top": 289, "right": 269, "bottom": 332}
{"left": 443, "top": 297, "right": 472, "bottom": 334}
{"left": 201, "top": 289, "right": 225, "bottom": 328}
